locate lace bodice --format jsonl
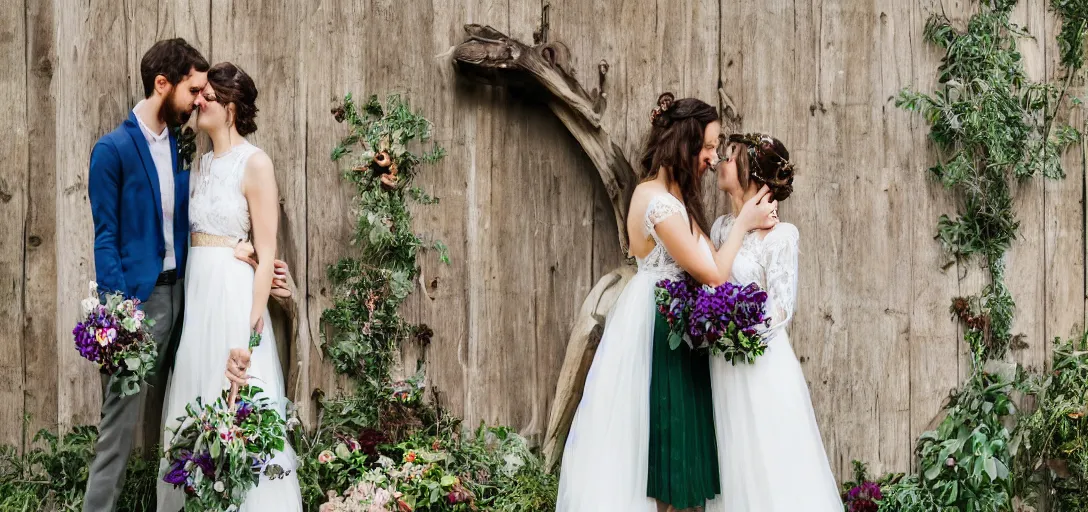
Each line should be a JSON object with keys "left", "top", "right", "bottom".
{"left": 710, "top": 215, "right": 799, "bottom": 331}
{"left": 190, "top": 142, "right": 261, "bottom": 241}
{"left": 636, "top": 194, "right": 713, "bottom": 279}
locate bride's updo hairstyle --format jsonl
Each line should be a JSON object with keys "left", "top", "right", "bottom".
{"left": 639, "top": 92, "right": 719, "bottom": 235}
{"left": 206, "top": 62, "right": 259, "bottom": 136}
{"left": 725, "top": 133, "right": 795, "bottom": 201}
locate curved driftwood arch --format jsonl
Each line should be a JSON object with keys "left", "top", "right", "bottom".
{"left": 453, "top": 24, "right": 644, "bottom": 469}
{"left": 452, "top": 24, "right": 637, "bottom": 254}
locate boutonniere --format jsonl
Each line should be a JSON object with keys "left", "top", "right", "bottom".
{"left": 173, "top": 126, "right": 197, "bottom": 172}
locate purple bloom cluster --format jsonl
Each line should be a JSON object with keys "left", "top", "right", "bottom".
{"left": 72, "top": 305, "right": 122, "bottom": 372}
{"left": 843, "top": 481, "right": 882, "bottom": 512}
{"left": 655, "top": 277, "right": 773, "bottom": 363}
{"left": 163, "top": 449, "right": 216, "bottom": 488}
{"left": 235, "top": 399, "right": 254, "bottom": 425}
{"left": 655, "top": 276, "right": 697, "bottom": 327}
{"left": 689, "top": 282, "right": 770, "bottom": 340}
{"left": 71, "top": 288, "right": 156, "bottom": 396}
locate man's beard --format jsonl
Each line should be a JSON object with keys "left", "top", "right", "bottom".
{"left": 161, "top": 91, "right": 193, "bottom": 128}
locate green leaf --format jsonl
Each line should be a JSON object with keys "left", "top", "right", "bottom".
{"left": 983, "top": 456, "right": 997, "bottom": 481}
{"left": 668, "top": 331, "right": 683, "bottom": 351}
{"left": 124, "top": 357, "right": 141, "bottom": 371}
{"left": 924, "top": 462, "right": 943, "bottom": 480}
{"left": 119, "top": 378, "right": 140, "bottom": 397}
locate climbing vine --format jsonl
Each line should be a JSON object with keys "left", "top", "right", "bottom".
{"left": 320, "top": 94, "right": 447, "bottom": 415}
{"left": 293, "top": 94, "right": 557, "bottom": 511}
{"left": 860, "top": 2, "right": 1088, "bottom": 511}
{"left": 896, "top": 0, "right": 1078, "bottom": 362}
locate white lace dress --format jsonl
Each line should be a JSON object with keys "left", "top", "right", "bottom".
{"left": 157, "top": 142, "right": 302, "bottom": 511}
{"left": 703, "top": 215, "right": 842, "bottom": 512}
{"left": 556, "top": 194, "right": 714, "bottom": 512}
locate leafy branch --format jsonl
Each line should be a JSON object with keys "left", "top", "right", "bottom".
{"left": 896, "top": 0, "right": 1078, "bottom": 360}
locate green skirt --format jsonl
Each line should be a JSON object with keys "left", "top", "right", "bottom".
{"left": 647, "top": 311, "right": 721, "bottom": 509}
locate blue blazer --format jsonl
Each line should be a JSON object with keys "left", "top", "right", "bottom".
{"left": 88, "top": 112, "right": 190, "bottom": 302}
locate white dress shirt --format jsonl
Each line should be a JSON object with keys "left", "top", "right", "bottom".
{"left": 133, "top": 100, "right": 176, "bottom": 271}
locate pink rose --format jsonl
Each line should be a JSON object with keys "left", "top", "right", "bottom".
{"left": 317, "top": 450, "right": 336, "bottom": 464}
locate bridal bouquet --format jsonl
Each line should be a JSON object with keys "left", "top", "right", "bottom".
{"left": 72, "top": 281, "right": 158, "bottom": 396}
{"left": 162, "top": 332, "right": 289, "bottom": 511}
{"left": 654, "top": 277, "right": 773, "bottom": 364}
{"left": 692, "top": 281, "right": 772, "bottom": 365}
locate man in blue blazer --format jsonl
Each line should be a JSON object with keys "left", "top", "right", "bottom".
{"left": 83, "top": 38, "right": 289, "bottom": 511}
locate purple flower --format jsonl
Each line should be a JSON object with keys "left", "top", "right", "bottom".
{"left": 235, "top": 400, "right": 254, "bottom": 424}
{"left": 844, "top": 481, "right": 882, "bottom": 512}
{"left": 163, "top": 464, "right": 190, "bottom": 486}
{"left": 657, "top": 278, "right": 772, "bottom": 363}
{"left": 192, "top": 451, "right": 216, "bottom": 478}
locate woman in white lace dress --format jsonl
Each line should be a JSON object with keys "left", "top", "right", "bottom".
{"left": 556, "top": 95, "right": 777, "bottom": 512}
{"left": 704, "top": 133, "right": 842, "bottom": 512}
{"left": 157, "top": 62, "right": 302, "bottom": 511}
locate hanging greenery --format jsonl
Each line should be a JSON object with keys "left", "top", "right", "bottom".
{"left": 320, "top": 93, "right": 448, "bottom": 417}
{"left": 896, "top": 0, "right": 1078, "bottom": 361}
{"left": 874, "top": 1, "right": 1086, "bottom": 511}
{"left": 293, "top": 93, "right": 557, "bottom": 511}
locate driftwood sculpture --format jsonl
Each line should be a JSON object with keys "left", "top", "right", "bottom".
{"left": 452, "top": 24, "right": 645, "bottom": 469}
{"left": 452, "top": 23, "right": 637, "bottom": 253}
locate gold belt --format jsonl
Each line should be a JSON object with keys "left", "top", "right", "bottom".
{"left": 191, "top": 232, "right": 241, "bottom": 248}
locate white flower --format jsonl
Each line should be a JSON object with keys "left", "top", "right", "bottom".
{"left": 377, "top": 455, "right": 395, "bottom": 468}
{"left": 213, "top": 480, "right": 225, "bottom": 492}
{"left": 81, "top": 297, "right": 98, "bottom": 316}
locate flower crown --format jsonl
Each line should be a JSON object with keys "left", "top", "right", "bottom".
{"left": 725, "top": 132, "right": 796, "bottom": 183}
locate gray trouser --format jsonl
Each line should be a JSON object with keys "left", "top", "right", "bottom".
{"left": 82, "top": 281, "right": 183, "bottom": 512}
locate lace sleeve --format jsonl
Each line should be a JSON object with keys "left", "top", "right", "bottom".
{"left": 761, "top": 223, "right": 799, "bottom": 330}
{"left": 643, "top": 194, "right": 686, "bottom": 237}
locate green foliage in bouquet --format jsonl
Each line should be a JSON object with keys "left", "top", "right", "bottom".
{"left": 162, "top": 385, "right": 288, "bottom": 512}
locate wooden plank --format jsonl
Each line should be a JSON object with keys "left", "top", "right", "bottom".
{"left": 23, "top": 0, "right": 59, "bottom": 448}
{"left": 903, "top": 0, "right": 965, "bottom": 474}
{"left": 461, "top": 2, "right": 546, "bottom": 433}
{"left": 865, "top": 0, "right": 920, "bottom": 476}
{"left": 299, "top": 0, "right": 390, "bottom": 424}
{"left": 54, "top": 0, "right": 130, "bottom": 431}
{"left": 1043, "top": 7, "right": 1086, "bottom": 356}
{"left": 171, "top": 0, "right": 212, "bottom": 52}
{"left": 1005, "top": 0, "right": 1048, "bottom": 376}
{"left": 545, "top": 0, "right": 628, "bottom": 294}
{"left": 403, "top": 0, "right": 478, "bottom": 422}
{"left": 0, "top": 0, "right": 29, "bottom": 449}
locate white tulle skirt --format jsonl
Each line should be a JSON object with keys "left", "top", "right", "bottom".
{"left": 156, "top": 246, "right": 302, "bottom": 512}
{"left": 704, "top": 329, "right": 842, "bottom": 512}
{"left": 555, "top": 271, "right": 659, "bottom": 512}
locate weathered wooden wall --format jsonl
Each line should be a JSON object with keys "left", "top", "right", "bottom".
{"left": 1, "top": 0, "right": 1084, "bottom": 482}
